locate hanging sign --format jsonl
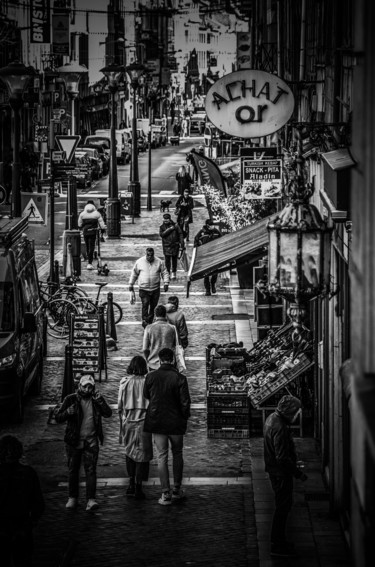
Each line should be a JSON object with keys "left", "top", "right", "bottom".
{"left": 30, "top": 0, "right": 51, "bottom": 44}
{"left": 21, "top": 193, "right": 48, "bottom": 225}
{"left": 241, "top": 158, "right": 282, "bottom": 199}
{"left": 52, "top": 13, "right": 70, "bottom": 55}
{"left": 205, "top": 69, "right": 295, "bottom": 139}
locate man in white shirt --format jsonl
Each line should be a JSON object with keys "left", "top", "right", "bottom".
{"left": 129, "top": 247, "right": 170, "bottom": 328}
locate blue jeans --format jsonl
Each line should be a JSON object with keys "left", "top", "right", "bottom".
{"left": 139, "top": 288, "right": 160, "bottom": 326}
{"left": 153, "top": 434, "right": 184, "bottom": 492}
{"left": 66, "top": 443, "right": 99, "bottom": 500}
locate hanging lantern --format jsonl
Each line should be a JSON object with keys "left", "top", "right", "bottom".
{"left": 267, "top": 128, "right": 332, "bottom": 339}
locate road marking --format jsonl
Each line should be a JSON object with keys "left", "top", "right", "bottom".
{"left": 58, "top": 476, "right": 252, "bottom": 488}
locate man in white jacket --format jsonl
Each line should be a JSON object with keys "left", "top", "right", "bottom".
{"left": 129, "top": 247, "right": 170, "bottom": 327}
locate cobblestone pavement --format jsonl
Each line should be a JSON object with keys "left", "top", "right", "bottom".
{"left": 0, "top": 193, "right": 350, "bottom": 566}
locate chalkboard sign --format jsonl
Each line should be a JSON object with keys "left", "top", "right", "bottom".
{"left": 71, "top": 313, "right": 107, "bottom": 382}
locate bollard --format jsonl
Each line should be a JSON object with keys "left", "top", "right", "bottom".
{"left": 54, "top": 260, "right": 60, "bottom": 289}
{"left": 105, "top": 291, "right": 117, "bottom": 342}
{"left": 65, "top": 242, "right": 74, "bottom": 279}
{"left": 62, "top": 230, "right": 81, "bottom": 277}
{"left": 61, "top": 345, "right": 74, "bottom": 401}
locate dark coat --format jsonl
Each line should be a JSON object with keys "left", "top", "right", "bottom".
{"left": 194, "top": 225, "right": 221, "bottom": 247}
{"left": 55, "top": 392, "right": 112, "bottom": 447}
{"left": 143, "top": 363, "right": 191, "bottom": 435}
{"left": 159, "top": 220, "right": 184, "bottom": 256}
{"left": 0, "top": 462, "right": 45, "bottom": 526}
{"left": 176, "top": 171, "right": 192, "bottom": 195}
{"left": 263, "top": 410, "right": 304, "bottom": 478}
{"left": 175, "top": 195, "right": 194, "bottom": 224}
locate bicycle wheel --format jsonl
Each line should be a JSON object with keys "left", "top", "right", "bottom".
{"left": 102, "top": 301, "right": 123, "bottom": 325}
{"left": 46, "top": 299, "right": 78, "bottom": 339}
{"left": 58, "top": 285, "right": 89, "bottom": 302}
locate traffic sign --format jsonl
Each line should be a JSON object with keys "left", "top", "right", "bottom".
{"left": 52, "top": 150, "right": 67, "bottom": 163}
{"left": 21, "top": 193, "right": 48, "bottom": 225}
{"left": 55, "top": 135, "right": 80, "bottom": 163}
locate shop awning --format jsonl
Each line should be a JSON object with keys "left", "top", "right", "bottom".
{"left": 188, "top": 214, "right": 275, "bottom": 283}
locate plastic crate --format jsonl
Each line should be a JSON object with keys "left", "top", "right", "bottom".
{"left": 207, "top": 414, "right": 249, "bottom": 427}
{"left": 207, "top": 406, "right": 249, "bottom": 414}
{"left": 207, "top": 428, "right": 249, "bottom": 439}
{"left": 207, "top": 393, "right": 248, "bottom": 409}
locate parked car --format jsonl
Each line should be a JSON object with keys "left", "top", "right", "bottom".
{"left": 84, "top": 135, "right": 111, "bottom": 158}
{"left": 94, "top": 129, "right": 131, "bottom": 164}
{"left": 0, "top": 217, "right": 45, "bottom": 422}
{"left": 153, "top": 119, "right": 167, "bottom": 147}
{"left": 78, "top": 147, "right": 104, "bottom": 179}
{"left": 74, "top": 152, "right": 93, "bottom": 188}
{"left": 81, "top": 143, "right": 110, "bottom": 176}
{"left": 190, "top": 110, "right": 207, "bottom": 135}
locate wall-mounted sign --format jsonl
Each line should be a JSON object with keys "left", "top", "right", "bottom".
{"left": 205, "top": 69, "right": 295, "bottom": 139}
{"left": 30, "top": 0, "right": 51, "bottom": 44}
{"left": 241, "top": 158, "right": 282, "bottom": 199}
{"left": 52, "top": 13, "right": 70, "bottom": 55}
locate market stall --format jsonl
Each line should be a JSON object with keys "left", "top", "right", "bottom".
{"left": 206, "top": 322, "right": 315, "bottom": 438}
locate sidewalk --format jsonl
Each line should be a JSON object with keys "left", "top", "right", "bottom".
{"left": 21, "top": 193, "right": 350, "bottom": 566}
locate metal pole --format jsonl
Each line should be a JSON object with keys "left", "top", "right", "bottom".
{"left": 10, "top": 98, "right": 22, "bottom": 217}
{"left": 147, "top": 105, "right": 152, "bottom": 211}
{"left": 107, "top": 88, "right": 121, "bottom": 237}
{"left": 70, "top": 96, "right": 75, "bottom": 135}
{"left": 128, "top": 82, "right": 141, "bottom": 217}
{"left": 49, "top": 149, "right": 55, "bottom": 283}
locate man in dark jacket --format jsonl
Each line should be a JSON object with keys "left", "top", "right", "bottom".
{"left": 143, "top": 347, "right": 191, "bottom": 505}
{"left": 194, "top": 219, "right": 222, "bottom": 295}
{"left": 159, "top": 213, "right": 185, "bottom": 280}
{"left": 263, "top": 395, "right": 308, "bottom": 557}
{"left": 55, "top": 374, "right": 112, "bottom": 512}
{"left": 0, "top": 435, "right": 45, "bottom": 567}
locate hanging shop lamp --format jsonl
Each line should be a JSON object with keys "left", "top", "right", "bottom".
{"left": 266, "top": 128, "right": 332, "bottom": 340}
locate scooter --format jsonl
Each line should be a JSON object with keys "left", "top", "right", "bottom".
{"left": 96, "top": 228, "right": 110, "bottom": 276}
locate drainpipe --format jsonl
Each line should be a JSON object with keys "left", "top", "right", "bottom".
{"left": 299, "top": 0, "right": 306, "bottom": 82}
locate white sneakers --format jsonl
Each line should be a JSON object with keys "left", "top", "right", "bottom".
{"left": 66, "top": 497, "right": 99, "bottom": 511}
{"left": 65, "top": 497, "right": 77, "bottom": 509}
{"left": 86, "top": 499, "right": 99, "bottom": 511}
{"left": 87, "top": 263, "right": 93, "bottom": 270}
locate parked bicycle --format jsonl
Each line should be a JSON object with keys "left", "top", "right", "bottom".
{"left": 75, "top": 281, "right": 123, "bottom": 324}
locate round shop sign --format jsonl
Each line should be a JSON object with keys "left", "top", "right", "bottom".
{"left": 205, "top": 69, "right": 295, "bottom": 138}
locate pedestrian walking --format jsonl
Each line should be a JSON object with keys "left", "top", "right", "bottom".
{"left": 129, "top": 247, "right": 170, "bottom": 328}
{"left": 194, "top": 219, "right": 222, "bottom": 295}
{"left": 181, "top": 117, "right": 188, "bottom": 137}
{"left": 159, "top": 213, "right": 185, "bottom": 280}
{"left": 118, "top": 356, "right": 153, "bottom": 500}
{"left": 143, "top": 347, "right": 191, "bottom": 505}
{"left": 0, "top": 435, "right": 45, "bottom": 567}
{"left": 55, "top": 374, "right": 112, "bottom": 512}
{"left": 175, "top": 188, "right": 194, "bottom": 241}
{"left": 263, "top": 395, "right": 308, "bottom": 558}
{"left": 143, "top": 304, "right": 176, "bottom": 370}
{"left": 166, "top": 295, "right": 189, "bottom": 349}
{"left": 78, "top": 200, "right": 106, "bottom": 270}
{"left": 175, "top": 165, "right": 192, "bottom": 196}
{"left": 173, "top": 121, "right": 181, "bottom": 136}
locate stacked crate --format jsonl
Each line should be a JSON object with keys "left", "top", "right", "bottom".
{"left": 206, "top": 347, "right": 250, "bottom": 439}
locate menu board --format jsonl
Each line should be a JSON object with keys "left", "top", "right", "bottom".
{"left": 71, "top": 315, "right": 100, "bottom": 380}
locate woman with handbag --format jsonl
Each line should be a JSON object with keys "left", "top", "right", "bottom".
{"left": 175, "top": 188, "right": 194, "bottom": 241}
{"left": 118, "top": 356, "right": 153, "bottom": 500}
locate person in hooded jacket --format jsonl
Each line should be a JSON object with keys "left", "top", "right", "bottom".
{"left": 78, "top": 200, "right": 106, "bottom": 270}
{"left": 263, "top": 395, "right": 308, "bottom": 558}
{"left": 165, "top": 295, "right": 188, "bottom": 349}
{"left": 159, "top": 213, "right": 185, "bottom": 280}
{"left": 0, "top": 435, "right": 45, "bottom": 567}
{"left": 55, "top": 374, "right": 112, "bottom": 512}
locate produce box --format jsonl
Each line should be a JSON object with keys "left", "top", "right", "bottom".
{"left": 208, "top": 427, "right": 249, "bottom": 439}
{"left": 207, "top": 393, "right": 249, "bottom": 409}
{"left": 248, "top": 353, "right": 314, "bottom": 408}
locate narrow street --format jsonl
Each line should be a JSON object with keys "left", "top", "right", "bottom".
{"left": 0, "top": 138, "right": 348, "bottom": 566}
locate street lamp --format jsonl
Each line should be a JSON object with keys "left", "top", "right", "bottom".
{"left": 265, "top": 128, "right": 332, "bottom": 343}
{"left": 56, "top": 60, "right": 88, "bottom": 135}
{"left": 125, "top": 61, "right": 146, "bottom": 217}
{"left": 0, "top": 60, "right": 35, "bottom": 217}
{"left": 99, "top": 62, "right": 124, "bottom": 238}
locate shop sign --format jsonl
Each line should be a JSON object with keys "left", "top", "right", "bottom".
{"left": 52, "top": 13, "right": 70, "bottom": 56}
{"left": 30, "top": 0, "right": 51, "bottom": 44}
{"left": 241, "top": 158, "right": 282, "bottom": 199}
{"left": 205, "top": 69, "right": 295, "bottom": 139}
